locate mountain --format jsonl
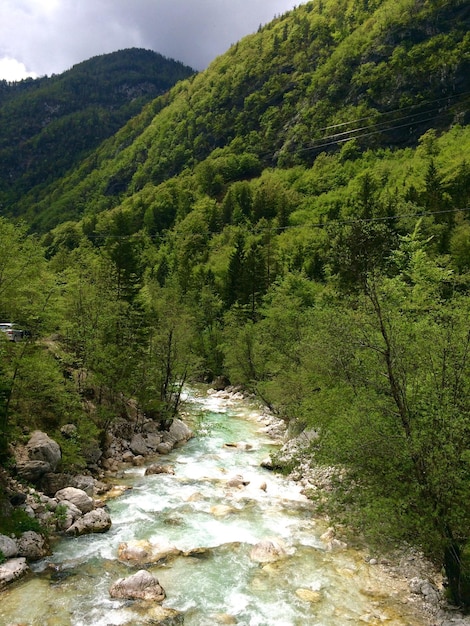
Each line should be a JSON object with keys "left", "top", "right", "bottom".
{"left": 2, "top": 0, "right": 470, "bottom": 606}
{"left": 12, "top": 0, "right": 470, "bottom": 231}
{"left": 0, "top": 48, "right": 195, "bottom": 209}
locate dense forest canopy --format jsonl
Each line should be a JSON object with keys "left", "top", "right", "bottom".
{"left": 2, "top": 0, "right": 470, "bottom": 609}
{"left": 0, "top": 48, "right": 195, "bottom": 210}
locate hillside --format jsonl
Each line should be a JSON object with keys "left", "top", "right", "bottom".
{"left": 14, "top": 0, "right": 470, "bottom": 231}
{"left": 2, "top": 0, "right": 470, "bottom": 608}
{"left": 0, "top": 48, "right": 195, "bottom": 209}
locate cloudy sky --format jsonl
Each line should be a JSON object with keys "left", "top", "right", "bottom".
{"left": 0, "top": 0, "right": 307, "bottom": 81}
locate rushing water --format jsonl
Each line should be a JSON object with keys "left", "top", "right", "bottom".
{"left": 0, "top": 388, "right": 430, "bottom": 626}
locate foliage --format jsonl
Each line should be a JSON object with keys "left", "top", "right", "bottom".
{"left": 0, "top": 508, "right": 43, "bottom": 537}
{"left": 11, "top": 0, "right": 469, "bottom": 233}
{"left": 0, "top": 48, "right": 194, "bottom": 214}
{"left": 1, "top": 0, "right": 470, "bottom": 608}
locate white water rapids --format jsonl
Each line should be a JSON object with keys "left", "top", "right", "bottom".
{"left": 0, "top": 387, "right": 431, "bottom": 625}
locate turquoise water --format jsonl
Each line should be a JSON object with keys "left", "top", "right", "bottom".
{"left": 0, "top": 388, "right": 428, "bottom": 625}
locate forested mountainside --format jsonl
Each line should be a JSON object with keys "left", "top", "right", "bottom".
{"left": 3, "top": 0, "right": 470, "bottom": 608}
{"left": 15, "top": 0, "right": 470, "bottom": 231}
{"left": 0, "top": 48, "right": 195, "bottom": 208}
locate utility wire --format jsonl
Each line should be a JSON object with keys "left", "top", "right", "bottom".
{"left": 258, "top": 206, "right": 470, "bottom": 233}
{"left": 313, "top": 90, "right": 470, "bottom": 135}
{"left": 86, "top": 207, "right": 470, "bottom": 239}
{"left": 298, "top": 112, "right": 445, "bottom": 153}
{"left": 279, "top": 90, "right": 470, "bottom": 156}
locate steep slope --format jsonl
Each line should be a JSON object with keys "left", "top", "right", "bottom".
{"left": 2, "top": 2, "right": 470, "bottom": 604}
{"left": 0, "top": 48, "right": 195, "bottom": 208}
{"left": 16, "top": 0, "right": 470, "bottom": 231}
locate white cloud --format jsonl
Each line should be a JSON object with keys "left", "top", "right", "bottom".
{"left": 0, "top": 0, "right": 308, "bottom": 81}
{"left": 0, "top": 57, "right": 37, "bottom": 82}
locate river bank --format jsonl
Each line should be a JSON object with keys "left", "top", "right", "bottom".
{"left": 0, "top": 386, "right": 469, "bottom": 625}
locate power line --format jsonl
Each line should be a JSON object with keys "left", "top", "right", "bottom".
{"left": 299, "top": 112, "right": 444, "bottom": 153}
{"left": 255, "top": 206, "right": 470, "bottom": 233}
{"left": 313, "top": 91, "right": 470, "bottom": 136}
{"left": 278, "top": 90, "right": 470, "bottom": 156}
{"left": 84, "top": 207, "right": 470, "bottom": 240}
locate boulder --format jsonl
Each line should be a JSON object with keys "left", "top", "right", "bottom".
{"left": 295, "top": 588, "right": 322, "bottom": 603}
{"left": 260, "top": 457, "right": 275, "bottom": 470}
{"left": 17, "top": 531, "right": 49, "bottom": 561}
{"left": 169, "top": 419, "right": 193, "bottom": 443}
{"left": 0, "top": 534, "right": 18, "bottom": 558}
{"left": 142, "top": 420, "right": 160, "bottom": 434}
{"left": 0, "top": 557, "right": 29, "bottom": 588}
{"left": 226, "top": 475, "right": 250, "bottom": 488}
{"left": 162, "top": 419, "right": 193, "bottom": 448}
{"left": 145, "top": 433, "right": 163, "bottom": 451}
{"left": 156, "top": 442, "right": 173, "bottom": 455}
{"left": 250, "top": 539, "right": 287, "bottom": 563}
{"left": 137, "top": 606, "right": 183, "bottom": 625}
{"left": 9, "top": 491, "right": 26, "bottom": 506}
{"left": 320, "top": 527, "right": 347, "bottom": 551}
{"left": 26, "top": 431, "right": 61, "bottom": 471}
{"left": 40, "top": 472, "right": 72, "bottom": 496}
{"left": 60, "top": 424, "right": 77, "bottom": 439}
{"left": 94, "top": 480, "right": 111, "bottom": 496}
{"left": 118, "top": 539, "right": 182, "bottom": 565}
{"left": 101, "top": 458, "right": 119, "bottom": 472}
{"left": 70, "top": 475, "right": 95, "bottom": 496}
{"left": 225, "top": 442, "right": 253, "bottom": 451}
{"left": 59, "top": 499, "right": 83, "bottom": 520}
{"left": 65, "top": 508, "right": 112, "bottom": 536}
{"left": 17, "top": 460, "right": 51, "bottom": 482}
{"left": 210, "top": 504, "right": 236, "bottom": 517}
{"left": 55, "top": 487, "right": 94, "bottom": 513}
{"left": 145, "top": 464, "right": 175, "bottom": 476}
{"left": 109, "top": 569, "right": 166, "bottom": 602}
{"left": 130, "top": 434, "right": 148, "bottom": 456}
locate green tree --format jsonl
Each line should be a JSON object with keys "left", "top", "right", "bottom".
{"left": 309, "top": 232, "right": 470, "bottom": 607}
{"left": 136, "top": 280, "right": 198, "bottom": 425}
{"left": 0, "top": 219, "right": 58, "bottom": 459}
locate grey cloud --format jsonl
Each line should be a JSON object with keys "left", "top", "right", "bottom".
{"left": 0, "top": 0, "right": 307, "bottom": 79}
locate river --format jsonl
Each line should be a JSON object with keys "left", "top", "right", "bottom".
{"left": 0, "top": 387, "right": 432, "bottom": 625}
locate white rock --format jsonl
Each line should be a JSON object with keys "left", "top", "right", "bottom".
{"left": 0, "top": 558, "right": 29, "bottom": 588}
{"left": 109, "top": 569, "right": 166, "bottom": 601}
{"left": 0, "top": 534, "right": 18, "bottom": 558}
{"left": 65, "top": 508, "right": 112, "bottom": 536}
{"left": 55, "top": 487, "right": 94, "bottom": 513}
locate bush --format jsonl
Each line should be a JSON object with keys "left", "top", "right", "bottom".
{"left": 0, "top": 508, "right": 43, "bottom": 537}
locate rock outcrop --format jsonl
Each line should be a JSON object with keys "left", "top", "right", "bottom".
{"left": 118, "top": 539, "right": 182, "bottom": 565}
{"left": 0, "top": 558, "right": 29, "bottom": 589}
{"left": 65, "top": 508, "right": 112, "bottom": 536}
{"left": 109, "top": 569, "right": 166, "bottom": 602}
{"left": 55, "top": 487, "right": 94, "bottom": 514}
{"left": 250, "top": 539, "right": 287, "bottom": 563}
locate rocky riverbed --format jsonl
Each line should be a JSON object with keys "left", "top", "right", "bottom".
{"left": 0, "top": 415, "right": 194, "bottom": 590}
{"left": 1, "top": 386, "right": 469, "bottom": 626}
